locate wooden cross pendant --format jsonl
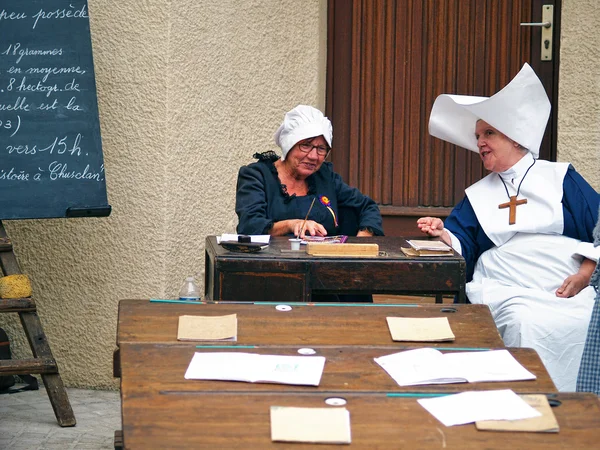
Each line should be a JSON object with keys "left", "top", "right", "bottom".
{"left": 498, "top": 196, "right": 527, "bottom": 225}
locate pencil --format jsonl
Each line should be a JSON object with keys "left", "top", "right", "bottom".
{"left": 298, "top": 197, "right": 316, "bottom": 237}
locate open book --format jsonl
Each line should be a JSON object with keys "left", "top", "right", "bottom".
{"left": 374, "top": 348, "right": 536, "bottom": 386}
{"left": 184, "top": 352, "right": 326, "bottom": 386}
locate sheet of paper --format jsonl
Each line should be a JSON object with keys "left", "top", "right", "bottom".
{"left": 184, "top": 352, "right": 326, "bottom": 386}
{"left": 270, "top": 406, "right": 351, "bottom": 444}
{"left": 177, "top": 314, "right": 237, "bottom": 341}
{"left": 476, "top": 395, "right": 559, "bottom": 432}
{"left": 375, "top": 348, "right": 465, "bottom": 386}
{"left": 418, "top": 390, "right": 542, "bottom": 427}
{"left": 374, "top": 348, "right": 536, "bottom": 386}
{"left": 386, "top": 317, "right": 455, "bottom": 342}
{"left": 443, "top": 349, "right": 536, "bottom": 383}
{"left": 218, "top": 234, "right": 271, "bottom": 244}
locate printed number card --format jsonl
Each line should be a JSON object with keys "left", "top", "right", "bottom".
{"left": 177, "top": 314, "right": 237, "bottom": 341}
{"left": 386, "top": 317, "right": 455, "bottom": 342}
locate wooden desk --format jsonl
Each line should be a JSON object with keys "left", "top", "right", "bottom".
{"left": 121, "top": 392, "right": 600, "bottom": 449}
{"left": 117, "top": 300, "right": 502, "bottom": 347}
{"left": 204, "top": 236, "right": 466, "bottom": 303}
{"left": 119, "top": 343, "right": 556, "bottom": 394}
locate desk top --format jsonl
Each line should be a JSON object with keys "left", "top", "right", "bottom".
{"left": 117, "top": 300, "right": 503, "bottom": 348}
{"left": 121, "top": 392, "right": 600, "bottom": 449}
{"left": 119, "top": 343, "right": 556, "bottom": 394}
{"left": 206, "top": 235, "right": 464, "bottom": 262}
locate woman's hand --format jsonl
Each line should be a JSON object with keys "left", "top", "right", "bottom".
{"left": 292, "top": 219, "right": 327, "bottom": 238}
{"left": 416, "top": 217, "right": 452, "bottom": 246}
{"left": 417, "top": 217, "right": 445, "bottom": 237}
{"left": 556, "top": 258, "right": 595, "bottom": 298}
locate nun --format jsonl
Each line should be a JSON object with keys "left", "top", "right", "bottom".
{"left": 417, "top": 63, "right": 600, "bottom": 391}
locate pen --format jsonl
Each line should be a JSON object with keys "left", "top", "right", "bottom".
{"left": 298, "top": 198, "right": 316, "bottom": 237}
{"left": 386, "top": 393, "right": 450, "bottom": 398}
{"left": 195, "top": 345, "right": 257, "bottom": 349}
{"left": 149, "top": 299, "right": 252, "bottom": 305}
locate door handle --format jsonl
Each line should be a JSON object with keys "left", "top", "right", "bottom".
{"left": 520, "top": 22, "right": 551, "bottom": 28}
{"left": 520, "top": 5, "right": 553, "bottom": 61}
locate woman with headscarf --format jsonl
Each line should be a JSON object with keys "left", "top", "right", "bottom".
{"left": 236, "top": 105, "right": 383, "bottom": 238}
{"left": 417, "top": 63, "right": 600, "bottom": 391}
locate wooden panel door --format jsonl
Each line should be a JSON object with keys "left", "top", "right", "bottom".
{"left": 326, "top": 0, "right": 561, "bottom": 236}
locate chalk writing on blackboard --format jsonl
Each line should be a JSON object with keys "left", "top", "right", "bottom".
{"left": 0, "top": 1, "right": 110, "bottom": 219}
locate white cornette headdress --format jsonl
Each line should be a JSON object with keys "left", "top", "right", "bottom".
{"left": 428, "top": 63, "right": 551, "bottom": 158}
{"left": 274, "top": 105, "right": 333, "bottom": 161}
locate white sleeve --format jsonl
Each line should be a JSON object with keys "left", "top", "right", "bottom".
{"left": 445, "top": 228, "right": 463, "bottom": 255}
{"left": 573, "top": 242, "right": 600, "bottom": 262}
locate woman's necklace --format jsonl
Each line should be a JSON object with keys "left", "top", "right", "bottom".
{"left": 498, "top": 159, "right": 536, "bottom": 225}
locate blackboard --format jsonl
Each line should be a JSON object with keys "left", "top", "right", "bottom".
{"left": 0, "top": 0, "right": 110, "bottom": 220}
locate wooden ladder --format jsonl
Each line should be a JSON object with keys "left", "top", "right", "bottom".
{"left": 0, "top": 221, "right": 75, "bottom": 427}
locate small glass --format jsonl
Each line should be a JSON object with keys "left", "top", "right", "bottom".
{"left": 289, "top": 238, "right": 302, "bottom": 251}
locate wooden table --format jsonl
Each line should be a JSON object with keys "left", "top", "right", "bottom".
{"left": 204, "top": 236, "right": 466, "bottom": 303}
{"left": 116, "top": 300, "right": 502, "bottom": 348}
{"left": 121, "top": 392, "right": 600, "bottom": 449}
{"left": 119, "top": 343, "right": 556, "bottom": 394}
{"left": 116, "top": 300, "right": 565, "bottom": 449}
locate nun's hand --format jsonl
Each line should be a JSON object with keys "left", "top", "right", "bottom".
{"left": 417, "top": 217, "right": 444, "bottom": 237}
{"left": 556, "top": 258, "right": 595, "bottom": 298}
{"left": 556, "top": 273, "right": 589, "bottom": 298}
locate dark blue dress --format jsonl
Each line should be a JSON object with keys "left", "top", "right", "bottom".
{"left": 236, "top": 152, "right": 384, "bottom": 237}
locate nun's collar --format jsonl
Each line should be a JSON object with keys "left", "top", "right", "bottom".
{"left": 498, "top": 152, "right": 535, "bottom": 182}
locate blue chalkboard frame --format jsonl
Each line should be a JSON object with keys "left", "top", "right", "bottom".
{"left": 0, "top": 0, "right": 110, "bottom": 219}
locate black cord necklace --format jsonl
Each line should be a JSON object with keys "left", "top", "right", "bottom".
{"left": 498, "top": 158, "right": 536, "bottom": 225}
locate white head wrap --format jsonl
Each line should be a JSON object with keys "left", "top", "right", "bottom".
{"left": 274, "top": 105, "right": 333, "bottom": 160}
{"left": 428, "top": 63, "right": 551, "bottom": 158}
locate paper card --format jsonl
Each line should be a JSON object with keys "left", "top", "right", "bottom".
{"left": 270, "top": 406, "right": 351, "bottom": 444}
{"left": 386, "top": 317, "right": 455, "bottom": 342}
{"left": 177, "top": 314, "right": 237, "bottom": 341}
{"left": 476, "top": 395, "right": 559, "bottom": 432}
{"left": 418, "top": 390, "right": 542, "bottom": 427}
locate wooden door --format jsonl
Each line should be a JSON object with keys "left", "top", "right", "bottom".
{"left": 326, "top": 0, "right": 561, "bottom": 236}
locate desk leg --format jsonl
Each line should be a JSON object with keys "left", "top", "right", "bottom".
{"left": 435, "top": 294, "right": 443, "bottom": 304}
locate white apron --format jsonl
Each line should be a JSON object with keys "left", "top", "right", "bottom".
{"left": 466, "top": 233, "right": 594, "bottom": 391}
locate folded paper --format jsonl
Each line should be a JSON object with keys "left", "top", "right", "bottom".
{"left": 386, "top": 317, "right": 455, "bottom": 342}
{"left": 184, "top": 352, "right": 326, "bottom": 386}
{"left": 177, "top": 314, "right": 237, "bottom": 341}
{"left": 375, "top": 348, "right": 536, "bottom": 386}
{"left": 270, "top": 406, "right": 351, "bottom": 444}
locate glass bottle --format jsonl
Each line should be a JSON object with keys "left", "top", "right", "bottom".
{"left": 179, "top": 276, "right": 200, "bottom": 301}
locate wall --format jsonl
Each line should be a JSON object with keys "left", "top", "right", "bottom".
{"left": 0, "top": 0, "right": 597, "bottom": 389}
{"left": 558, "top": 0, "right": 600, "bottom": 189}
{"left": 1, "top": 0, "right": 327, "bottom": 389}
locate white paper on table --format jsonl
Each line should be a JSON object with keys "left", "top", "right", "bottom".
{"left": 417, "top": 389, "right": 542, "bottom": 427}
{"left": 184, "top": 352, "right": 326, "bottom": 386}
{"left": 218, "top": 234, "right": 271, "bottom": 244}
{"left": 374, "top": 348, "right": 535, "bottom": 386}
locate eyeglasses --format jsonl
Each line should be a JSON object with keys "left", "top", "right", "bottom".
{"left": 298, "top": 142, "right": 330, "bottom": 157}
